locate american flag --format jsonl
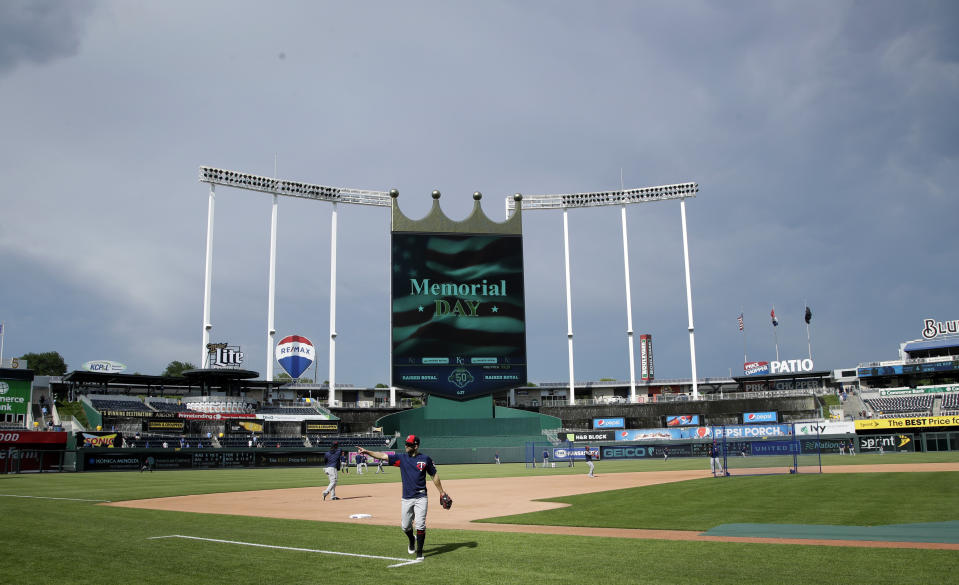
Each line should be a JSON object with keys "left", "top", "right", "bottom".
{"left": 737, "top": 313, "right": 744, "bottom": 332}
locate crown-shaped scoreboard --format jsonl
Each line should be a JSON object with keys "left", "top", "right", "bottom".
{"left": 391, "top": 190, "right": 527, "bottom": 400}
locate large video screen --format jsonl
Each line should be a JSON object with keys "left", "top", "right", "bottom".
{"left": 391, "top": 232, "right": 527, "bottom": 399}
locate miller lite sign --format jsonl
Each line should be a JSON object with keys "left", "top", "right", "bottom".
{"left": 207, "top": 343, "right": 244, "bottom": 369}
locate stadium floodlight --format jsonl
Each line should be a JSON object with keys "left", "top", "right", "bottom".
{"left": 199, "top": 166, "right": 393, "bottom": 207}
{"left": 198, "top": 165, "right": 392, "bottom": 408}
{"left": 505, "top": 181, "right": 701, "bottom": 403}
{"left": 505, "top": 182, "right": 698, "bottom": 213}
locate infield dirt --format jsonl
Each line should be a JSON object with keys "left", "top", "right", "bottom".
{"left": 106, "top": 463, "right": 959, "bottom": 550}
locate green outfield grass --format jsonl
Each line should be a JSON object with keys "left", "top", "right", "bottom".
{"left": 1, "top": 452, "right": 958, "bottom": 585}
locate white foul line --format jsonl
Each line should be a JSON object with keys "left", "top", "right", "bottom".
{"left": 148, "top": 535, "right": 422, "bottom": 568}
{"left": 0, "top": 494, "right": 112, "bottom": 503}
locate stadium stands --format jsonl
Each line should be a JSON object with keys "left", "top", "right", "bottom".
{"left": 941, "top": 393, "right": 959, "bottom": 415}
{"left": 308, "top": 435, "right": 394, "bottom": 449}
{"left": 90, "top": 397, "right": 153, "bottom": 412}
{"left": 864, "top": 396, "right": 933, "bottom": 416}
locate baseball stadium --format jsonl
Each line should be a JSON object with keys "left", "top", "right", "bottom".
{"left": 2, "top": 171, "right": 959, "bottom": 584}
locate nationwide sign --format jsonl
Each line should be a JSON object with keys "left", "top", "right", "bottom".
{"left": 855, "top": 415, "right": 959, "bottom": 431}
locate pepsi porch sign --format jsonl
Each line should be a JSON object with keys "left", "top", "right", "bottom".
{"left": 276, "top": 335, "right": 315, "bottom": 379}
{"left": 593, "top": 417, "right": 625, "bottom": 429}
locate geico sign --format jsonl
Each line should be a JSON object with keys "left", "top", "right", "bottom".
{"left": 769, "top": 359, "right": 814, "bottom": 374}
{"left": 605, "top": 447, "right": 650, "bottom": 458}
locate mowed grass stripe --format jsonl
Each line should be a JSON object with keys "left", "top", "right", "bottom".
{"left": 477, "top": 472, "right": 959, "bottom": 530}
{"left": 3, "top": 495, "right": 958, "bottom": 585}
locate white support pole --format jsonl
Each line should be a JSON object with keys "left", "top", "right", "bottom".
{"left": 390, "top": 386, "right": 396, "bottom": 408}
{"left": 200, "top": 184, "right": 216, "bottom": 367}
{"left": 265, "top": 193, "right": 279, "bottom": 381}
{"left": 679, "top": 198, "right": 699, "bottom": 399}
{"left": 563, "top": 208, "right": 576, "bottom": 405}
{"left": 621, "top": 204, "right": 637, "bottom": 403}
{"left": 328, "top": 202, "right": 338, "bottom": 408}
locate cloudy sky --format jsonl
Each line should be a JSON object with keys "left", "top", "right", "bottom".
{"left": 1, "top": 1, "right": 956, "bottom": 385}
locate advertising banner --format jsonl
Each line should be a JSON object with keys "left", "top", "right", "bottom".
{"left": 750, "top": 440, "right": 800, "bottom": 456}
{"left": 77, "top": 432, "right": 122, "bottom": 448}
{"left": 177, "top": 412, "right": 255, "bottom": 420}
{"left": 0, "top": 431, "right": 67, "bottom": 446}
{"left": 147, "top": 420, "right": 185, "bottom": 432}
{"left": 602, "top": 443, "right": 713, "bottom": 459}
{"left": 666, "top": 415, "right": 699, "bottom": 427}
{"left": 551, "top": 446, "right": 600, "bottom": 461}
{"left": 744, "top": 361, "right": 770, "bottom": 376}
{"left": 743, "top": 411, "right": 778, "bottom": 423}
{"left": 879, "top": 385, "right": 959, "bottom": 396}
{"left": 615, "top": 428, "right": 708, "bottom": 441}
{"left": 801, "top": 438, "right": 850, "bottom": 454}
{"left": 592, "top": 418, "right": 625, "bottom": 429}
{"left": 0, "top": 378, "right": 31, "bottom": 416}
{"left": 391, "top": 232, "right": 527, "bottom": 400}
{"left": 855, "top": 415, "right": 959, "bottom": 431}
{"left": 614, "top": 424, "right": 793, "bottom": 441}
{"left": 304, "top": 421, "right": 340, "bottom": 434}
{"left": 715, "top": 424, "right": 793, "bottom": 439}
{"left": 640, "top": 334, "right": 654, "bottom": 381}
{"left": 559, "top": 430, "right": 616, "bottom": 442}
{"left": 857, "top": 434, "right": 915, "bottom": 453}
{"left": 793, "top": 421, "right": 855, "bottom": 436}
{"left": 858, "top": 360, "right": 959, "bottom": 378}
{"left": 99, "top": 410, "right": 178, "bottom": 419}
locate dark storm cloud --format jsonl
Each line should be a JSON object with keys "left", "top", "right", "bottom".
{"left": 0, "top": 0, "right": 94, "bottom": 75}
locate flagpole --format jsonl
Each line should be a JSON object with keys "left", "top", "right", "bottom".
{"left": 0, "top": 321, "right": 4, "bottom": 365}
{"left": 772, "top": 305, "right": 780, "bottom": 362}
{"left": 740, "top": 308, "right": 747, "bottom": 364}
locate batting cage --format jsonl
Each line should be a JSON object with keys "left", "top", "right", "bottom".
{"left": 715, "top": 423, "right": 822, "bottom": 477}
{"left": 525, "top": 441, "right": 575, "bottom": 469}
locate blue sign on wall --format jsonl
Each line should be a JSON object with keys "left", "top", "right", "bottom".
{"left": 593, "top": 418, "right": 625, "bottom": 429}
{"left": 743, "top": 411, "right": 778, "bottom": 423}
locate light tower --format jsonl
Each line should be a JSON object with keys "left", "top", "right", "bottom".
{"left": 198, "top": 166, "right": 392, "bottom": 407}
{"left": 506, "top": 181, "right": 701, "bottom": 402}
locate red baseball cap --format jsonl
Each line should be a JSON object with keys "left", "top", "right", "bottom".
{"left": 405, "top": 434, "right": 420, "bottom": 445}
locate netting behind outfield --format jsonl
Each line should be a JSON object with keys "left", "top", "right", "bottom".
{"left": 717, "top": 423, "right": 822, "bottom": 477}
{"left": 525, "top": 441, "right": 575, "bottom": 469}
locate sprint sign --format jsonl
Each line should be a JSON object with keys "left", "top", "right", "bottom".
{"left": 276, "top": 335, "right": 315, "bottom": 379}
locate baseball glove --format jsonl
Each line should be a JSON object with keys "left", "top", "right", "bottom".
{"left": 439, "top": 492, "right": 453, "bottom": 510}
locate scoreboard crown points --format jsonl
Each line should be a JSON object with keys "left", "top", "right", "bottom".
{"left": 391, "top": 190, "right": 523, "bottom": 236}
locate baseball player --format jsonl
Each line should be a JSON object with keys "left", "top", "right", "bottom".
{"left": 322, "top": 441, "right": 342, "bottom": 500}
{"left": 708, "top": 443, "right": 724, "bottom": 476}
{"left": 358, "top": 435, "right": 449, "bottom": 560}
{"left": 542, "top": 449, "right": 549, "bottom": 468}
{"left": 584, "top": 446, "right": 595, "bottom": 477}
{"left": 663, "top": 446, "right": 669, "bottom": 462}
{"left": 356, "top": 453, "right": 367, "bottom": 474}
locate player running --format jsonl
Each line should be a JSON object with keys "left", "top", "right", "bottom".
{"left": 358, "top": 435, "right": 450, "bottom": 560}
